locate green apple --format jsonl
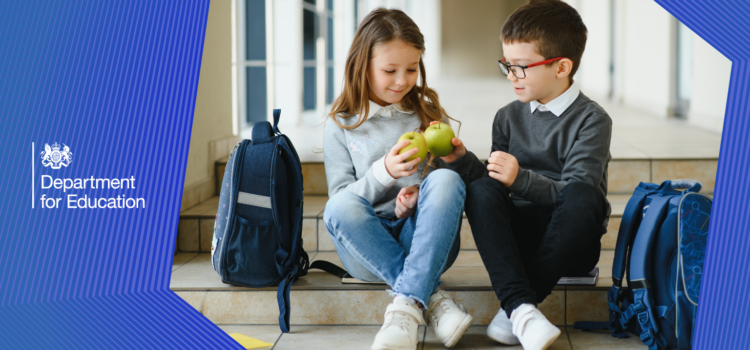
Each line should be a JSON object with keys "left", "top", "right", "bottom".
{"left": 397, "top": 132, "right": 428, "bottom": 164}
{"left": 424, "top": 122, "right": 455, "bottom": 157}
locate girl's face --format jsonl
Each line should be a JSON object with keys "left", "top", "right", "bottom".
{"left": 367, "top": 39, "right": 421, "bottom": 107}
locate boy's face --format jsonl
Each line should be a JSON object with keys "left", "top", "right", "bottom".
{"left": 367, "top": 39, "right": 421, "bottom": 107}
{"left": 501, "top": 41, "right": 567, "bottom": 104}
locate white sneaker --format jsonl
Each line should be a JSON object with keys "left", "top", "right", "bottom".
{"left": 487, "top": 308, "right": 520, "bottom": 345}
{"left": 510, "top": 304, "right": 561, "bottom": 350}
{"left": 371, "top": 296, "right": 424, "bottom": 350}
{"left": 425, "top": 290, "right": 473, "bottom": 348}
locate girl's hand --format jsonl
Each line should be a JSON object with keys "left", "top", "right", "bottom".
{"left": 385, "top": 140, "right": 422, "bottom": 179}
{"left": 429, "top": 121, "right": 466, "bottom": 163}
{"left": 395, "top": 185, "right": 419, "bottom": 219}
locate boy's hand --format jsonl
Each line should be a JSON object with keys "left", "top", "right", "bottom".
{"left": 395, "top": 185, "right": 419, "bottom": 219}
{"left": 487, "top": 151, "right": 519, "bottom": 187}
{"left": 429, "top": 121, "right": 466, "bottom": 163}
{"left": 385, "top": 140, "right": 421, "bottom": 179}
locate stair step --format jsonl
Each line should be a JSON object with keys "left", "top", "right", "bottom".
{"left": 176, "top": 194, "right": 628, "bottom": 253}
{"left": 215, "top": 158, "right": 718, "bottom": 196}
{"left": 171, "top": 250, "right": 616, "bottom": 326}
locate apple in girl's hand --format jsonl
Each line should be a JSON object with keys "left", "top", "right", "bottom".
{"left": 424, "top": 122, "right": 455, "bottom": 157}
{"left": 398, "top": 132, "right": 428, "bottom": 164}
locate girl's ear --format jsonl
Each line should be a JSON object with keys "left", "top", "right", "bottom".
{"left": 556, "top": 58, "right": 574, "bottom": 78}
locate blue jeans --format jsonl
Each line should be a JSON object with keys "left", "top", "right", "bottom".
{"left": 324, "top": 169, "right": 466, "bottom": 306}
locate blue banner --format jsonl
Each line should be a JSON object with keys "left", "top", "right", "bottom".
{"left": 654, "top": 1, "right": 750, "bottom": 349}
{"left": 0, "top": 0, "right": 241, "bottom": 348}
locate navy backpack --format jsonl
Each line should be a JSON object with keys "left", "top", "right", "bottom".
{"left": 211, "top": 109, "right": 345, "bottom": 332}
{"left": 575, "top": 180, "right": 712, "bottom": 350}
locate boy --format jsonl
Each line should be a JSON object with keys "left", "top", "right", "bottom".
{"left": 438, "top": 1, "right": 611, "bottom": 349}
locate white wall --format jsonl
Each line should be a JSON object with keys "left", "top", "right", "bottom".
{"left": 619, "top": 0, "right": 673, "bottom": 118}
{"left": 689, "top": 34, "right": 731, "bottom": 133}
{"left": 551, "top": 0, "right": 731, "bottom": 134}
{"left": 574, "top": 0, "right": 612, "bottom": 101}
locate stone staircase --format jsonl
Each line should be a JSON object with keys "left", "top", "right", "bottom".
{"left": 172, "top": 155, "right": 716, "bottom": 328}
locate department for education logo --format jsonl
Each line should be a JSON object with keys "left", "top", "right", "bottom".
{"left": 40, "top": 142, "right": 73, "bottom": 169}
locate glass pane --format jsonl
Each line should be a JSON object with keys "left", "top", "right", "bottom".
{"left": 327, "top": 17, "right": 334, "bottom": 60}
{"left": 304, "top": 67, "right": 317, "bottom": 110}
{"left": 327, "top": 66, "right": 334, "bottom": 104}
{"left": 303, "top": 9, "right": 317, "bottom": 60}
{"left": 327, "top": 0, "right": 333, "bottom": 11}
{"left": 245, "top": 0, "right": 266, "bottom": 61}
{"left": 246, "top": 67, "right": 268, "bottom": 123}
{"left": 304, "top": 0, "right": 316, "bottom": 4}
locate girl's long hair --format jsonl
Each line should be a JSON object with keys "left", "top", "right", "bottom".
{"left": 329, "top": 8, "right": 459, "bottom": 169}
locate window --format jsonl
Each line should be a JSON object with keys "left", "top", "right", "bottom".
{"left": 303, "top": 0, "right": 335, "bottom": 112}
{"left": 244, "top": 0, "right": 267, "bottom": 125}
{"left": 326, "top": 0, "right": 334, "bottom": 104}
{"left": 303, "top": 2, "right": 317, "bottom": 110}
{"left": 233, "top": 0, "right": 348, "bottom": 134}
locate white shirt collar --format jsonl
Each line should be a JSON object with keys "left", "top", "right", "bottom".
{"left": 366, "top": 100, "right": 409, "bottom": 119}
{"left": 529, "top": 83, "right": 580, "bottom": 117}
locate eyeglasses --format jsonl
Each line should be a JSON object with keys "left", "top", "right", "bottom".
{"left": 498, "top": 57, "right": 567, "bottom": 79}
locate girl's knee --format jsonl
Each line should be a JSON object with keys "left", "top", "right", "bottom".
{"left": 423, "top": 169, "right": 465, "bottom": 200}
{"left": 426, "top": 169, "right": 463, "bottom": 186}
{"left": 324, "top": 191, "right": 364, "bottom": 222}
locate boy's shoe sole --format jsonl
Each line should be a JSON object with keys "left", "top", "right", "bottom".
{"left": 486, "top": 324, "right": 520, "bottom": 345}
{"left": 371, "top": 344, "right": 416, "bottom": 350}
{"left": 439, "top": 313, "right": 473, "bottom": 348}
{"left": 524, "top": 326, "right": 561, "bottom": 350}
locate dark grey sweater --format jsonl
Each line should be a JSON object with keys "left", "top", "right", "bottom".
{"left": 448, "top": 92, "right": 612, "bottom": 231}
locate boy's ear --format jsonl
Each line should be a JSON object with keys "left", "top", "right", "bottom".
{"left": 556, "top": 58, "right": 574, "bottom": 79}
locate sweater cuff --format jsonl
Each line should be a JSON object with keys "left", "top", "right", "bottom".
{"left": 446, "top": 151, "right": 475, "bottom": 171}
{"left": 372, "top": 155, "right": 398, "bottom": 188}
{"left": 508, "top": 167, "right": 528, "bottom": 194}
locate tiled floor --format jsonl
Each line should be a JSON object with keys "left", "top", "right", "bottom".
{"left": 283, "top": 78, "right": 721, "bottom": 163}
{"left": 214, "top": 324, "right": 648, "bottom": 349}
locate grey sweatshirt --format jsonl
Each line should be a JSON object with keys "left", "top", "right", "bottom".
{"left": 323, "top": 101, "right": 448, "bottom": 218}
{"left": 447, "top": 91, "right": 612, "bottom": 231}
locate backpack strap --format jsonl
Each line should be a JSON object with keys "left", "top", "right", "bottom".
{"left": 272, "top": 108, "right": 282, "bottom": 134}
{"left": 606, "top": 182, "right": 658, "bottom": 336}
{"left": 277, "top": 264, "right": 299, "bottom": 333}
{"left": 612, "top": 182, "right": 659, "bottom": 286}
{"left": 309, "top": 260, "right": 348, "bottom": 277}
{"left": 621, "top": 194, "right": 671, "bottom": 350}
{"left": 276, "top": 258, "right": 347, "bottom": 333}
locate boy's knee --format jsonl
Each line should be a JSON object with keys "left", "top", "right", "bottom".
{"left": 559, "top": 181, "right": 600, "bottom": 199}
{"left": 467, "top": 177, "right": 509, "bottom": 203}
{"left": 557, "top": 181, "right": 605, "bottom": 210}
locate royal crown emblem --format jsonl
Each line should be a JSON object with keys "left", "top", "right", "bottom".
{"left": 40, "top": 142, "right": 73, "bottom": 169}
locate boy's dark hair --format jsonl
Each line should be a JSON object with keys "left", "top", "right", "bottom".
{"left": 501, "top": 0, "right": 587, "bottom": 83}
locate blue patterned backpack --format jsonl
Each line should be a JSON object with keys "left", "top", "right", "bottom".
{"left": 575, "top": 180, "right": 712, "bottom": 350}
{"left": 210, "top": 109, "right": 345, "bottom": 332}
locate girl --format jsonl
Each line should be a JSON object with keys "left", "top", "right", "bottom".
{"left": 323, "top": 8, "right": 472, "bottom": 350}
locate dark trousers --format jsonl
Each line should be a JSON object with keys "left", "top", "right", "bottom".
{"left": 465, "top": 178, "right": 607, "bottom": 318}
